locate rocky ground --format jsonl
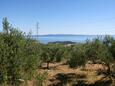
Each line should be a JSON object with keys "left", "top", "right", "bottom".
{"left": 27, "top": 62, "right": 115, "bottom": 86}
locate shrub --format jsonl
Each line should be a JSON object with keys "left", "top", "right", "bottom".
{"left": 110, "top": 41, "right": 115, "bottom": 60}
{"left": 84, "top": 38, "right": 112, "bottom": 62}
{"left": 34, "top": 71, "right": 48, "bottom": 86}
{"left": 84, "top": 38, "right": 113, "bottom": 74}
{"left": 68, "top": 45, "right": 86, "bottom": 68}
{"left": 0, "top": 17, "right": 41, "bottom": 86}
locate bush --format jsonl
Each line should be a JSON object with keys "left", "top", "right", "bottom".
{"left": 34, "top": 71, "right": 48, "bottom": 86}
{"left": 0, "top": 18, "right": 41, "bottom": 86}
{"left": 84, "top": 38, "right": 113, "bottom": 63}
{"left": 68, "top": 45, "right": 86, "bottom": 68}
{"left": 84, "top": 38, "right": 113, "bottom": 74}
{"left": 110, "top": 41, "right": 115, "bottom": 60}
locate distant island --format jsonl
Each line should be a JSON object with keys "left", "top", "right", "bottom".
{"left": 31, "top": 34, "right": 115, "bottom": 44}
{"left": 48, "top": 41, "right": 76, "bottom": 44}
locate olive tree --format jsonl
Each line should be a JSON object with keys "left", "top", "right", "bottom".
{"left": 68, "top": 45, "right": 86, "bottom": 68}
{"left": 85, "top": 38, "right": 113, "bottom": 74}
{"left": 0, "top": 17, "right": 41, "bottom": 85}
{"left": 40, "top": 46, "right": 54, "bottom": 69}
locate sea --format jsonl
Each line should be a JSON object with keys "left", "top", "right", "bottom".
{"left": 32, "top": 35, "right": 115, "bottom": 44}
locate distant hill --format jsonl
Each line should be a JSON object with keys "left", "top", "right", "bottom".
{"left": 32, "top": 34, "right": 115, "bottom": 37}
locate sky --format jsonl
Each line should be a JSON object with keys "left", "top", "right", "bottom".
{"left": 0, "top": 0, "right": 115, "bottom": 35}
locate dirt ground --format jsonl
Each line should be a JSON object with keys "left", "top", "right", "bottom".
{"left": 27, "top": 62, "right": 115, "bottom": 86}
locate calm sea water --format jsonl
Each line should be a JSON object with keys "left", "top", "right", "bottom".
{"left": 32, "top": 35, "right": 115, "bottom": 44}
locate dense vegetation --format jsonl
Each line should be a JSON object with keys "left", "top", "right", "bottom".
{"left": 0, "top": 18, "right": 115, "bottom": 86}
{"left": 0, "top": 18, "right": 41, "bottom": 86}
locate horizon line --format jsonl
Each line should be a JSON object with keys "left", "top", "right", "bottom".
{"left": 32, "top": 34, "right": 115, "bottom": 36}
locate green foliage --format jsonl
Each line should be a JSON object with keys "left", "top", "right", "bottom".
{"left": 84, "top": 37, "right": 114, "bottom": 74}
{"left": 103, "top": 35, "right": 114, "bottom": 47}
{"left": 40, "top": 44, "right": 65, "bottom": 68}
{"left": 0, "top": 17, "right": 115, "bottom": 85}
{"left": 48, "top": 44, "right": 65, "bottom": 62}
{"left": 0, "top": 18, "right": 41, "bottom": 86}
{"left": 2, "top": 17, "right": 10, "bottom": 34}
{"left": 84, "top": 38, "right": 113, "bottom": 63}
{"left": 34, "top": 71, "right": 48, "bottom": 86}
{"left": 110, "top": 41, "right": 115, "bottom": 60}
{"left": 68, "top": 45, "right": 86, "bottom": 68}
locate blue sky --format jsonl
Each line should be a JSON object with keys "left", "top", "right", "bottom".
{"left": 0, "top": 0, "right": 115, "bottom": 35}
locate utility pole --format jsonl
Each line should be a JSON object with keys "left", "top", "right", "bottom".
{"left": 36, "top": 22, "right": 39, "bottom": 40}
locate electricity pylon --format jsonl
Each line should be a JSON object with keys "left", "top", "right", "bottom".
{"left": 36, "top": 22, "right": 40, "bottom": 40}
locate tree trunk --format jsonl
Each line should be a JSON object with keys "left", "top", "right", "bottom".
{"left": 106, "top": 63, "right": 111, "bottom": 75}
{"left": 47, "top": 61, "right": 49, "bottom": 69}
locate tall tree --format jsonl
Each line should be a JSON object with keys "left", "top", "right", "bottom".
{"left": 2, "top": 17, "right": 10, "bottom": 34}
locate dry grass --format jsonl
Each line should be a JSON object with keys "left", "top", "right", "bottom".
{"left": 26, "top": 62, "right": 114, "bottom": 86}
